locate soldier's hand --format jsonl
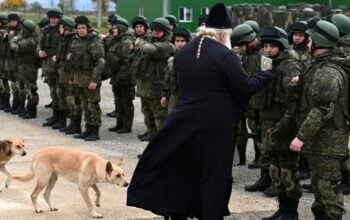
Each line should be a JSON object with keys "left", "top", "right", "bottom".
{"left": 160, "top": 97, "right": 168, "bottom": 108}
{"left": 67, "top": 53, "right": 72, "bottom": 61}
{"left": 52, "top": 55, "right": 57, "bottom": 63}
{"left": 134, "top": 37, "right": 141, "bottom": 46}
{"left": 290, "top": 75, "right": 299, "bottom": 86}
{"left": 39, "top": 50, "right": 48, "bottom": 58}
{"left": 88, "top": 82, "right": 97, "bottom": 90}
{"left": 289, "top": 137, "right": 304, "bottom": 152}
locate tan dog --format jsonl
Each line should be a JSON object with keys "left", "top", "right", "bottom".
{"left": 13, "top": 147, "right": 128, "bottom": 218}
{"left": 0, "top": 138, "right": 26, "bottom": 190}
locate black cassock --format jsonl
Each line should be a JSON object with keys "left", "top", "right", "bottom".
{"left": 127, "top": 37, "right": 270, "bottom": 219}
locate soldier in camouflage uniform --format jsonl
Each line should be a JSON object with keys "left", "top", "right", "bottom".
{"left": 3, "top": 12, "right": 23, "bottom": 114}
{"left": 327, "top": 13, "right": 350, "bottom": 196}
{"left": 132, "top": 17, "right": 175, "bottom": 141}
{"left": 231, "top": 23, "right": 262, "bottom": 168}
{"left": 256, "top": 26, "right": 303, "bottom": 220}
{"left": 39, "top": 8, "right": 63, "bottom": 127}
{"left": 288, "top": 21, "right": 312, "bottom": 181}
{"left": 161, "top": 27, "right": 191, "bottom": 113}
{"left": 129, "top": 15, "right": 155, "bottom": 141}
{"left": 290, "top": 20, "right": 349, "bottom": 220}
{"left": 0, "top": 13, "right": 10, "bottom": 110}
{"left": 164, "top": 15, "right": 177, "bottom": 32}
{"left": 9, "top": 20, "right": 39, "bottom": 119}
{"left": 54, "top": 16, "right": 81, "bottom": 134}
{"left": 70, "top": 16, "right": 105, "bottom": 141}
{"left": 106, "top": 17, "right": 135, "bottom": 134}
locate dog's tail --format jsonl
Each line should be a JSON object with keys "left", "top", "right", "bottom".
{"left": 12, "top": 164, "right": 35, "bottom": 182}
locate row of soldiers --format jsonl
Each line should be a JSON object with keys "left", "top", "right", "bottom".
{"left": 231, "top": 13, "right": 350, "bottom": 220}
{"left": 0, "top": 8, "right": 201, "bottom": 143}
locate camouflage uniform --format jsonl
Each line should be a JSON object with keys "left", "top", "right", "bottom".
{"left": 161, "top": 56, "right": 177, "bottom": 113}
{"left": 9, "top": 24, "right": 39, "bottom": 119}
{"left": 106, "top": 29, "right": 135, "bottom": 133}
{"left": 0, "top": 19, "right": 10, "bottom": 110}
{"left": 295, "top": 48, "right": 349, "bottom": 219}
{"left": 70, "top": 27, "right": 105, "bottom": 141}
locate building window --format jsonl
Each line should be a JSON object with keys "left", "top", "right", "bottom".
{"left": 138, "top": 7, "right": 144, "bottom": 16}
{"left": 201, "top": 7, "right": 210, "bottom": 15}
{"left": 179, "top": 7, "right": 192, "bottom": 22}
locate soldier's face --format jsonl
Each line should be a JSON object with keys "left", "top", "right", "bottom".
{"left": 49, "top": 17, "right": 59, "bottom": 27}
{"left": 77, "top": 24, "right": 88, "bottom": 37}
{"left": 263, "top": 43, "right": 280, "bottom": 57}
{"left": 152, "top": 29, "right": 165, "bottom": 39}
{"left": 107, "top": 22, "right": 112, "bottom": 31}
{"left": 174, "top": 36, "right": 187, "bottom": 50}
{"left": 112, "top": 25, "right": 119, "bottom": 36}
{"left": 134, "top": 24, "right": 145, "bottom": 36}
{"left": 59, "top": 24, "right": 65, "bottom": 34}
{"left": 238, "top": 44, "right": 247, "bottom": 55}
{"left": 9, "top": 20, "right": 18, "bottom": 27}
{"left": 293, "top": 32, "right": 305, "bottom": 45}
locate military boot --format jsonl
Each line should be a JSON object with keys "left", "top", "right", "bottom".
{"left": 74, "top": 124, "right": 91, "bottom": 139}
{"left": 60, "top": 117, "right": 73, "bottom": 132}
{"left": 4, "top": 99, "right": 18, "bottom": 113}
{"left": 84, "top": 125, "right": 100, "bottom": 141}
{"left": 137, "top": 131, "right": 148, "bottom": 139}
{"left": 108, "top": 124, "right": 123, "bottom": 132}
{"left": 106, "top": 109, "right": 116, "bottom": 117}
{"left": 52, "top": 110, "right": 67, "bottom": 130}
{"left": 236, "top": 144, "right": 247, "bottom": 166}
{"left": 11, "top": 99, "right": 25, "bottom": 115}
{"left": 262, "top": 195, "right": 288, "bottom": 220}
{"left": 245, "top": 167, "right": 271, "bottom": 192}
{"left": 65, "top": 116, "right": 82, "bottom": 135}
{"left": 22, "top": 104, "right": 37, "bottom": 119}
{"left": 248, "top": 142, "right": 261, "bottom": 169}
{"left": 275, "top": 197, "right": 299, "bottom": 220}
{"left": 0, "top": 94, "right": 10, "bottom": 110}
{"left": 263, "top": 184, "right": 278, "bottom": 197}
{"left": 298, "top": 156, "right": 310, "bottom": 180}
{"left": 44, "top": 101, "right": 52, "bottom": 108}
{"left": 19, "top": 104, "right": 29, "bottom": 118}
{"left": 42, "top": 107, "right": 59, "bottom": 127}
{"left": 301, "top": 183, "right": 313, "bottom": 193}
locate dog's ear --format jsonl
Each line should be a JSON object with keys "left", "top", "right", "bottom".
{"left": 115, "top": 157, "right": 124, "bottom": 166}
{"left": 5, "top": 140, "right": 13, "bottom": 146}
{"left": 105, "top": 161, "right": 113, "bottom": 175}
{"left": 0, "top": 141, "right": 11, "bottom": 156}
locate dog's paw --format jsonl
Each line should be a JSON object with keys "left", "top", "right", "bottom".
{"left": 50, "top": 207, "right": 58, "bottom": 212}
{"left": 35, "top": 210, "right": 44, "bottom": 214}
{"left": 5, "top": 179, "right": 11, "bottom": 188}
{"left": 92, "top": 212, "right": 103, "bottom": 218}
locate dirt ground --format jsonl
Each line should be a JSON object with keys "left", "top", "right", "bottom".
{"left": 0, "top": 80, "right": 349, "bottom": 220}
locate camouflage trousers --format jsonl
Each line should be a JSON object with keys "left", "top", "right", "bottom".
{"left": 306, "top": 154, "right": 347, "bottom": 219}
{"left": 18, "top": 73, "right": 39, "bottom": 106}
{"left": 113, "top": 85, "right": 135, "bottom": 130}
{"left": 68, "top": 85, "right": 82, "bottom": 118}
{"left": 0, "top": 78, "right": 11, "bottom": 98}
{"left": 259, "top": 118, "right": 274, "bottom": 169}
{"left": 236, "top": 115, "right": 248, "bottom": 146}
{"left": 57, "top": 82, "right": 69, "bottom": 112}
{"left": 111, "top": 84, "right": 118, "bottom": 109}
{"left": 45, "top": 70, "right": 59, "bottom": 108}
{"left": 78, "top": 85, "right": 101, "bottom": 127}
{"left": 8, "top": 71, "right": 22, "bottom": 103}
{"left": 141, "top": 97, "right": 168, "bottom": 136}
{"left": 270, "top": 150, "right": 301, "bottom": 199}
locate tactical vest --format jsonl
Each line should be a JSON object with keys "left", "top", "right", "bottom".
{"left": 41, "top": 26, "right": 60, "bottom": 56}
{"left": 0, "top": 29, "right": 7, "bottom": 61}
{"left": 70, "top": 35, "right": 96, "bottom": 72}
{"left": 58, "top": 33, "right": 75, "bottom": 70}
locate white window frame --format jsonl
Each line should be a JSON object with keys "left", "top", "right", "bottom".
{"left": 138, "top": 7, "right": 144, "bottom": 16}
{"left": 179, "top": 6, "right": 193, "bottom": 23}
{"left": 201, "top": 7, "right": 210, "bottom": 15}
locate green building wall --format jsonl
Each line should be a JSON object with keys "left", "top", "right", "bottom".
{"left": 116, "top": 0, "right": 163, "bottom": 24}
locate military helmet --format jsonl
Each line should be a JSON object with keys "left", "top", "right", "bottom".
{"left": 289, "top": 21, "right": 308, "bottom": 33}
{"left": 131, "top": 15, "right": 148, "bottom": 30}
{"left": 47, "top": 7, "right": 63, "bottom": 18}
{"left": 198, "top": 14, "right": 209, "bottom": 26}
{"left": 259, "top": 26, "right": 289, "bottom": 49}
{"left": 22, "top": 19, "right": 36, "bottom": 32}
{"left": 60, "top": 16, "right": 75, "bottom": 29}
{"left": 165, "top": 15, "right": 178, "bottom": 26}
{"left": 306, "top": 20, "right": 339, "bottom": 48}
{"left": 112, "top": 17, "right": 129, "bottom": 32}
{"left": 8, "top": 12, "right": 21, "bottom": 21}
{"left": 150, "top": 17, "right": 171, "bottom": 33}
{"left": 231, "top": 24, "right": 256, "bottom": 46}
{"left": 108, "top": 13, "right": 116, "bottom": 23}
{"left": 327, "top": 13, "right": 350, "bottom": 36}
{"left": 0, "top": 13, "right": 8, "bottom": 25}
{"left": 243, "top": 20, "right": 260, "bottom": 33}
{"left": 75, "top": 16, "right": 90, "bottom": 28}
{"left": 172, "top": 27, "right": 191, "bottom": 42}
{"left": 38, "top": 15, "right": 49, "bottom": 28}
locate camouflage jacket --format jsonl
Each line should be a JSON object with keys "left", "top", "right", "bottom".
{"left": 292, "top": 43, "right": 312, "bottom": 70}
{"left": 106, "top": 32, "right": 135, "bottom": 86}
{"left": 38, "top": 25, "right": 60, "bottom": 72}
{"left": 102, "top": 33, "right": 114, "bottom": 53}
{"left": 10, "top": 31, "right": 38, "bottom": 68}
{"left": 134, "top": 34, "right": 175, "bottom": 98}
{"left": 70, "top": 32, "right": 105, "bottom": 87}
{"left": 339, "top": 36, "right": 350, "bottom": 55}
{"left": 161, "top": 55, "right": 176, "bottom": 98}
{"left": 4, "top": 25, "right": 22, "bottom": 71}
{"left": 259, "top": 49, "right": 302, "bottom": 121}
{"left": 296, "top": 48, "right": 350, "bottom": 156}
{"left": 56, "top": 32, "right": 76, "bottom": 82}
{"left": 0, "top": 24, "right": 8, "bottom": 67}
{"left": 129, "top": 31, "right": 152, "bottom": 76}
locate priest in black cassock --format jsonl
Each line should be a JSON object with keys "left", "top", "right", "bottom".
{"left": 127, "top": 3, "right": 275, "bottom": 220}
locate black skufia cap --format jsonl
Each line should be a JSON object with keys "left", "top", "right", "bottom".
{"left": 206, "top": 3, "right": 232, "bottom": 29}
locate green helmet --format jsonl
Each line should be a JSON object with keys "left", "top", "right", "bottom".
{"left": 150, "top": 17, "right": 171, "bottom": 33}
{"left": 172, "top": 27, "right": 191, "bottom": 42}
{"left": 243, "top": 20, "right": 260, "bottom": 33}
{"left": 198, "top": 14, "right": 208, "bottom": 26}
{"left": 75, "top": 16, "right": 90, "bottom": 28}
{"left": 131, "top": 15, "right": 148, "bottom": 30}
{"left": 8, "top": 12, "right": 21, "bottom": 21}
{"left": 112, "top": 17, "right": 129, "bottom": 32}
{"left": 38, "top": 15, "right": 49, "bottom": 28}
{"left": 231, "top": 24, "right": 256, "bottom": 46}
{"left": 327, "top": 13, "right": 350, "bottom": 36}
{"left": 47, "top": 7, "right": 63, "bottom": 18}
{"left": 165, "top": 15, "right": 177, "bottom": 26}
{"left": 60, "top": 16, "right": 75, "bottom": 29}
{"left": 22, "top": 20, "right": 36, "bottom": 32}
{"left": 108, "top": 13, "right": 118, "bottom": 23}
{"left": 0, "top": 13, "right": 8, "bottom": 25}
{"left": 259, "top": 26, "right": 289, "bottom": 49}
{"left": 306, "top": 20, "right": 339, "bottom": 48}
